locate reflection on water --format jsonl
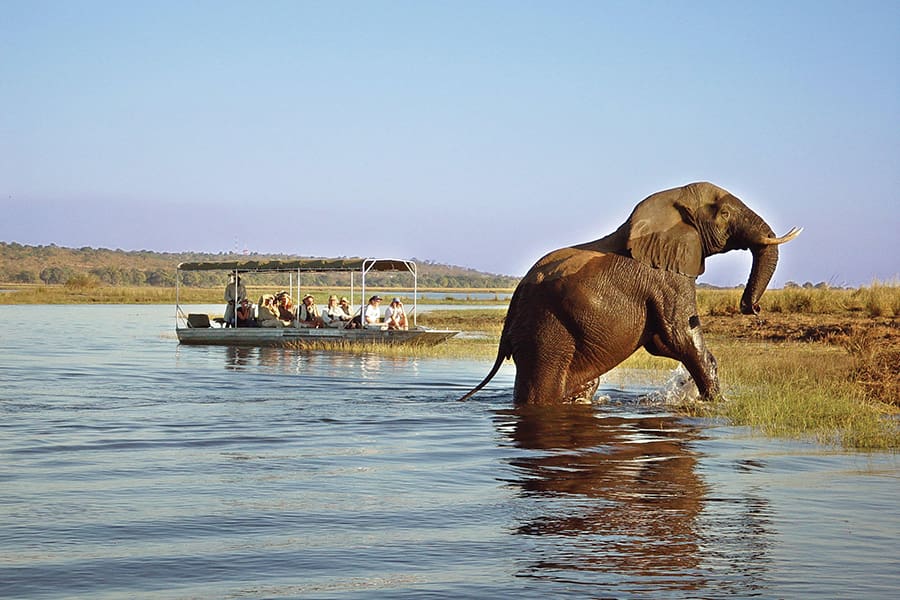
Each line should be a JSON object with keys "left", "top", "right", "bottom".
{"left": 496, "top": 404, "right": 776, "bottom": 595}
{"left": 222, "top": 345, "right": 421, "bottom": 380}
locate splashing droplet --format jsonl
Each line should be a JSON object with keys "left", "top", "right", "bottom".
{"left": 647, "top": 365, "right": 701, "bottom": 406}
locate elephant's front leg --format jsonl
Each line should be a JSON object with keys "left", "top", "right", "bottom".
{"left": 647, "top": 309, "right": 721, "bottom": 401}
{"left": 684, "top": 317, "right": 720, "bottom": 399}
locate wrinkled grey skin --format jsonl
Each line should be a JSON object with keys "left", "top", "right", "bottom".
{"left": 461, "top": 182, "right": 800, "bottom": 405}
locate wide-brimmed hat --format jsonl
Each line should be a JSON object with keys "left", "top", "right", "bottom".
{"left": 391, "top": 298, "right": 402, "bottom": 304}
{"left": 369, "top": 295, "right": 382, "bottom": 303}
{"left": 303, "top": 294, "right": 315, "bottom": 302}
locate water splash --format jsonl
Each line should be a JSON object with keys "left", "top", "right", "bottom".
{"left": 647, "top": 365, "right": 701, "bottom": 406}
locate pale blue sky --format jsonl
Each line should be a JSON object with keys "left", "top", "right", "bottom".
{"left": 2, "top": 0, "right": 898, "bottom": 286}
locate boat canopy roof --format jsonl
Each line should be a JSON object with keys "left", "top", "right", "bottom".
{"left": 177, "top": 257, "right": 415, "bottom": 273}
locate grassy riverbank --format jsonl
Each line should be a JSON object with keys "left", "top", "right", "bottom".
{"left": 419, "top": 285, "right": 900, "bottom": 450}
{"left": 2, "top": 282, "right": 897, "bottom": 449}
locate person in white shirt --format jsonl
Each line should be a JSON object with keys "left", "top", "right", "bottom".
{"left": 322, "top": 295, "right": 351, "bottom": 328}
{"left": 364, "top": 296, "right": 383, "bottom": 326}
{"left": 384, "top": 298, "right": 408, "bottom": 330}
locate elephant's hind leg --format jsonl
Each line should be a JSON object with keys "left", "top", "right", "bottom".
{"left": 512, "top": 338, "right": 586, "bottom": 404}
{"left": 513, "top": 356, "right": 570, "bottom": 404}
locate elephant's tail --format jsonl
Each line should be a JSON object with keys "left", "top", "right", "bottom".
{"left": 458, "top": 346, "right": 508, "bottom": 402}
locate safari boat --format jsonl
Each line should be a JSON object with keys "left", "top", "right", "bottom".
{"left": 175, "top": 258, "right": 459, "bottom": 347}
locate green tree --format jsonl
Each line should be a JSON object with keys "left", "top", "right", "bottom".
{"left": 146, "top": 270, "right": 173, "bottom": 286}
{"left": 40, "top": 266, "right": 71, "bottom": 284}
{"left": 12, "top": 270, "right": 37, "bottom": 283}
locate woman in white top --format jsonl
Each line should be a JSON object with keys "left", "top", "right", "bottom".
{"left": 385, "top": 298, "right": 408, "bottom": 330}
{"left": 364, "top": 296, "right": 383, "bottom": 326}
{"left": 322, "top": 295, "right": 351, "bottom": 328}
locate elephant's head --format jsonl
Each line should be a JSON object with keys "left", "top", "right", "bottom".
{"left": 595, "top": 182, "right": 801, "bottom": 315}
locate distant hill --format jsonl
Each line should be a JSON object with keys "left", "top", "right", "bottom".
{"left": 0, "top": 242, "right": 520, "bottom": 289}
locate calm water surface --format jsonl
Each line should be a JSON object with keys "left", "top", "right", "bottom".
{"left": 1, "top": 305, "right": 897, "bottom": 599}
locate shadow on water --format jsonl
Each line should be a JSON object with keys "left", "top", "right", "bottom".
{"left": 494, "top": 401, "right": 774, "bottom": 595}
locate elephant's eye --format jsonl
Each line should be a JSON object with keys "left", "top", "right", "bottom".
{"left": 719, "top": 208, "right": 731, "bottom": 221}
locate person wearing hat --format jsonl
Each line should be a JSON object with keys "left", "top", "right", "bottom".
{"left": 364, "top": 295, "right": 383, "bottom": 326}
{"left": 385, "top": 297, "right": 408, "bottom": 330}
{"left": 338, "top": 296, "right": 352, "bottom": 316}
{"left": 223, "top": 274, "right": 246, "bottom": 328}
{"left": 322, "top": 294, "right": 351, "bottom": 328}
{"left": 257, "top": 294, "right": 287, "bottom": 328}
{"left": 275, "top": 291, "right": 295, "bottom": 323}
{"left": 236, "top": 297, "right": 257, "bottom": 327}
{"left": 297, "top": 294, "right": 325, "bottom": 328}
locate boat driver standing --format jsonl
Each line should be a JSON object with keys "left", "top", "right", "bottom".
{"left": 223, "top": 274, "right": 247, "bottom": 328}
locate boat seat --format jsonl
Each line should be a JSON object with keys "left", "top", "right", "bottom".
{"left": 186, "top": 313, "right": 212, "bottom": 328}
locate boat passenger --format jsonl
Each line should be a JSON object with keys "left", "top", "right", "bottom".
{"left": 364, "top": 295, "right": 383, "bottom": 326}
{"left": 385, "top": 298, "right": 408, "bottom": 330}
{"left": 223, "top": 275, "right": 247, "bottom": 328}
{"left": 346, "top": 295, "right": 381, "bottom": 329}
{"left": 257, "top": 294, "right": 287, "bottom": 328}
{"left": 297, "top": 294, "right": 326, "bottom": 328}
{"left": 323, "top": 295, "right": 351, "bottom": 328}
{"left": 338, "top": 296, "right": 353, "bottom": 317}
{"left": 275, "top": 291, "right": 295, "bottom": 323}
{"left": 236, "top": 298, "right": 257, "bottom": 327}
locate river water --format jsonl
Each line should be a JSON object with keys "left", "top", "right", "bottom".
{"left": 0, "top": 305, "right": 897, "bottom": 599}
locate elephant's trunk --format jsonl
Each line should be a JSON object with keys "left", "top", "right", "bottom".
{"left": 741, "top": 242, "right": 778, "bottom": 315}
{"left": 738, "top": 215, "right": 801, "bottom": 315}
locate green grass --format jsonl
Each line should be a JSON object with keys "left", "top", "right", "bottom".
{"left": 718, "top": 380, "right": 898, "bottom": 449}
{"left": 702, "top": 339, "right": 899, "bottom": 449}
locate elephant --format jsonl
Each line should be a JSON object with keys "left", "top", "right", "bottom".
{"left": 460, "top": 182, "right": 801, "bottom": 404}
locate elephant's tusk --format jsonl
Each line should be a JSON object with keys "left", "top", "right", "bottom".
{"left": 759, "top": 226, "right": 803, "bottom": 245}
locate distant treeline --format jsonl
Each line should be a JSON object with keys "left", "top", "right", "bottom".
{"left": 0, "top": 242, "right": 520, "bottom": 289}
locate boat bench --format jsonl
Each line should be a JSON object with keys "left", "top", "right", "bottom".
{"left": 186, "top": 313, "right": 212, "bottom": 328}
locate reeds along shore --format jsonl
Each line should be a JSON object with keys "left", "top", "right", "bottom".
{"left": 696, "top": 282, "right": 900, "bottom": 318}
{"left": 2, "top": 282, "right": 898, "bottom": 449}
{"left": 1, "top": 280, "right": 898, "bottom": 316}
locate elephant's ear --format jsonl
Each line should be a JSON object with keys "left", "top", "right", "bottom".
{"left": 626, "top": 193, "right": 705, "bottom": 276}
